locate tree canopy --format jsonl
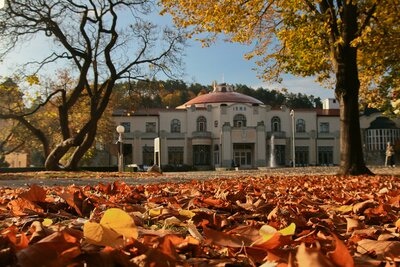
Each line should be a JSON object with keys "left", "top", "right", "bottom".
{"left": 161, "top": 0, "right": 398, "bottom": 103}
{"left": 0, "top": 0, "right": 185, "bottom": 170}
{"left": 161, "top": 0, "right": 400, "bottom": 175}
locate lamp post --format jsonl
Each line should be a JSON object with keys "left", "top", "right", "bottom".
{"left": 116, "top": 125, "right": 125, "bottom": 172}
{"left": 290, "top": 110, "right": 295, "bottom": 167}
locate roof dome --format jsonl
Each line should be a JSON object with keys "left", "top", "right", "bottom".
{"left": 177, "top": 83, "right": 263, "bottom": 109}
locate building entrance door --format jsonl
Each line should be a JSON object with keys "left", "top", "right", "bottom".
{"left": 233, "top": 144, "right": 253, "bottom": 168}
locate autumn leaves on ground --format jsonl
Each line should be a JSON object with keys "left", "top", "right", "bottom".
{"left": 1, "top": 174, "right": 400, "bottom": 266}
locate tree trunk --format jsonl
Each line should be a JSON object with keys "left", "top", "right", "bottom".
{"left": 44, "top": 138, "right": 75, "bottom": 170}
{"left": 337, "top": 88, "right": 373, "bottom": 175}
{"left": 335, "top": 2, "right": 373, "bottom": 176}
{"left": 44, "top": 80, "right": 114, "bottom": 171}
{"left": 65, "top": 124, "right": 98, "bottom": 170}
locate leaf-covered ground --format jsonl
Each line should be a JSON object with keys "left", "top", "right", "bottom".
{"left": 0, "top": 174, "right": 399, "bottom": 266}
{"left": 0, "top": 171, "right": 161, "bottom": 180}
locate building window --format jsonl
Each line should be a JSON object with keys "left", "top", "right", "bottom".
{"left": 233, "top": 143, "right": 252, "bottom": 167}
{"left": 197, "top": 116, "right": 207, "bottom": 132}
{"left": 295, "top": 146, "right": 309, "bottom": 166}
{"left": 320, "top": 122, "right": 329, "bottom": 133}
{"left": 120, "top": 122, "right": 131, "bottom": 133}
{"left": 233, "top": 114, "right": 247, "bottom": 127}
{"left": 193, "top": 145, "right": 211, "bottom": 165}
{"left": 142, "top": 146, "right": 154, "bottom": 165}
{"left": 221, "top": 104, "right": 227, "bottom": 115}
{"left": 170, "top": 119, "right": 181, "bottom": 133}
{"left": 168, "top": 147, "right": 183, "bottom": 165}
{"left": 123, "top": 144, "right": 133, "bottom": 164}
{"left": 271, "top": 116, "right": 281, "bottom": 132}
{"left": 214, "top": 145, "right": 220, "bottom": 165}
{"left": 214, "top": 120, "right": 218, "bottom": 127}
{"left": 146, "top": 122, "right": 156, "bottom": 133}
{"left": 318, "top": 146, "right": 333, "bottom": 165}
{"left": 296, "top": 119, "right": 306, "bottom": 133}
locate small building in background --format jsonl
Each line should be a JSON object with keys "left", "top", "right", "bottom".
{"left": 0, "top": 118, "right": 30, "bottom": 168}
{"left": 5, "top": 151, "right": 30, "bottom": 168}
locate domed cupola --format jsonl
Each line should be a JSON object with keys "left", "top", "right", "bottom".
{"left": 213, "top": 82, "right": 234, "bottom": 93}
{"left": 176, "top": 82, "right": 263, "bottom": 109}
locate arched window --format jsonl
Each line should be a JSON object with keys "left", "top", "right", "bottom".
{"left": 296, "top": 119, "right": 306, "bottom": 133}
{"left": 271, "top": 116, "right": 281, "bottom": 132}
{"left": 233, "top": 114, "right": 247, "bottom": 127}
{"left": 171, "top": 119, "right": 181, "bottom": 133}
{"left": 197, "top": 116, "right": 207, "bottom": 132}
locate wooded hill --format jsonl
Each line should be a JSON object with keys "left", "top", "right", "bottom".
{"left": 111, "top": 80, "right": 323, "bottom": 111}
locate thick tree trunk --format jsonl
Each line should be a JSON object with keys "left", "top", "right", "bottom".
{"left": 337, "top": 89, "right": 373, "bottom": 175}
{"left": 65, "top": 124, "right": 97, "bottom": 170}
{"left": 44, "top": 138, "right": 75, "bottom": 170}
{"left": 335, "top": 2, "right": 373, "bottom": 176}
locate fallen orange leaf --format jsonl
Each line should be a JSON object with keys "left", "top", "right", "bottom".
{"left": 328, "top": 234, "right": 354, "bottom": 267}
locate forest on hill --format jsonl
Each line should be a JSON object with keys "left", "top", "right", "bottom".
{"left": 111, "top": 80, "right": 324, "bottom": 111}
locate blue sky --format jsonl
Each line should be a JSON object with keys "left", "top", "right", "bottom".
{"left": 0, "top": 3, "right": 335, "bottom": 100}
{"left": 183, "top": 39, "right": 335, "bottom": 99}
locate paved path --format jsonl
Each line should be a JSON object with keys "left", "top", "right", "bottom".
{"left": 0, "top": 166, "right": 398, "bottom": 188}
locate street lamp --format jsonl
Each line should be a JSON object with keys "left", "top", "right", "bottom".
{"left": 116, "top": 125, "right": 125, "bottom": 172}
{"left": 290, "top": 110, "right": 295, "bottom": 167}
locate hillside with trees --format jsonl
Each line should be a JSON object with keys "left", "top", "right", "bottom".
{"left": 111, "top": 79, "right": 323, "bottom": 110}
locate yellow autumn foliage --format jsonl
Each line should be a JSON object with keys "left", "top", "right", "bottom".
{"left": 161, "top": 0, "right": 399, "bottom": 114}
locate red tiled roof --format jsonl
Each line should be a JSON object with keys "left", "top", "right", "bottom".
{"left": 178, "top": 91, "right": 263, "bottom": 108}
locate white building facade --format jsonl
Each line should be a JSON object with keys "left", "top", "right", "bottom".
{"left": 111, "top": 83, "right": 400, "bottom": 169}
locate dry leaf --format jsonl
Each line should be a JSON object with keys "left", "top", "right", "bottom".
{"left": 258, "top": 223, "right": 296, "bottom": 242}
{"left": 187, "top": 221, "right": 204, "bottom": 241}
{"left": 19, "top": 184, "right": 47, "bottom": 202}
{"left": 395, "top": 218, "right": 400, "bottom": 229}
{"left": 353, "top": 200, "right": 375, "bottom": 214}
{"left": 357, "top": 239, "right": 400, "bottom": 260}
{"left": 178, "top": 209, "right": 195, "bottom": 218}
{"left": 296, "top": 243, "right": 335, "bottom": 267}
{"left": 328, "top": 234, "right": 354, "bottom": 267}
{"left": 16, "top": 231, "right": 80, "bottom": 267}
{"left": 83, "top": 208, "right": 138, "bottom": 247}
{"left": 203, "top": 225, "right": 252, "bottom": 247}
{"left": 8, "top": 198, "right": 43, "bottom": 216}
{"left": 345, "top": 218, "right": 362, "bottom": 233}
{"left": 336, "top": 205, "right": 353, "bottom": 213}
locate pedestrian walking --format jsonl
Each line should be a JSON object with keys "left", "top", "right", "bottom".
{"left": 385, "top": 142, "right": 395, "bottom": 167}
